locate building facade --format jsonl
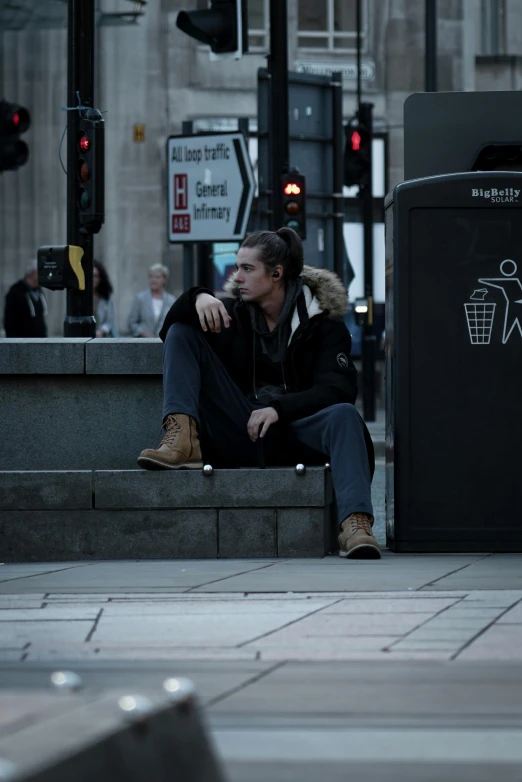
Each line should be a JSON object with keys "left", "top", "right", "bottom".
{"left": 1, "top": 0, "right": 522, "bottom": 335}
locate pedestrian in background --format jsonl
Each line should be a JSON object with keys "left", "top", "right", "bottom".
{"left": 3, "top": 261, "right": 48, "bottom": 338}
{"left": 93, "top": 260, "right": 119, "bottom": 337}
{"left": 127, "top": 263, "right": 175, "bottom": 338}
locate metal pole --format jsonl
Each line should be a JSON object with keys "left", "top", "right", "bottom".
{"left": 269, "top": 0, "right": 289, "bottom": 230}
{"left": 332, "top": 72, "right": 344, "bottom": 282}
{"left": 360, "top": 101, "right": 375, "bottom": 422}
{"left": 425, "top": 0, "right": 438, "bottom": 92}
{"left": 64, "top": 0, "right": 96, "bottom": 337}
{"left": 197, "top": 243, "right": 214, "bottom": 290}
{"left": 182, "top": 120, "right": 194, "bottom": 290}
{"left": 356, "top": 0, "right": 362, "bottom": 109}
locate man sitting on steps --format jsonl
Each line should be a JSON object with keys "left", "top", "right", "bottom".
{"left": 138, "top": 227, "right": 380, "bottom": 560}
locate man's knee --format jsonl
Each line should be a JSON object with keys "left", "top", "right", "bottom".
{"left": 327, "top": 402, "right": 359, "bottom": 421}
{"left": 165, "top": 322, "right": 203, "bottom": 347}
{"left": 323, "top": 403, "right": 362, "bottom": 432}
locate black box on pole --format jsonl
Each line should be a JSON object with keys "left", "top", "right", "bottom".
{"left": 385, "top": 171, "right": 522, "bottom": 552}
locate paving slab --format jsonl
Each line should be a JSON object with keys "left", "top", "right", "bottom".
{"left": 244, "top": 612, "right": 435, "bottom": 638}
{"left": 491, "top": 602, "right": 522, "bottom": 623}
{"left": 0, "top": 565, "right": 87, "bottom": 583}
{"left": 463, "top": 590, "right": 522, "bottom": 604}
{"left": 428, "top": 578, "right": 522, "bottom": 590}
{"left": 0, "top": 606, "right": 100, "bottom": 621}
{"left": 224, "top": 760, "right": 522, "bottom": 782}
{"left": 213, "top": 727, "right": 522, "bottom": 763}
{"left": 1, "top": 555, "right": 514, "bottom": 594}
{"left": 1, "top": 620, "right": 95, "bottom": 647}
{"left": 90, "top": 612, "right": 314, "bottom": 647}
{"left": 0, "top": 651, "right": 23, "bottom": 661}
{"left": 99, "top": 598, "right": 334, "bottom": 616}
{"left": 319, "top": 597, "right": 460, "bottom": 613}
{"left": 457, "top": 625, "right": 522, "bottom": 660}
{"left": 188, "top": 573, "right": 461, "bottom": 593}
{"left": 207, "top": 661, "right": 522, "bottom": 717}
{"left": 22, "top": 646, "right": 261, "bottom": 661}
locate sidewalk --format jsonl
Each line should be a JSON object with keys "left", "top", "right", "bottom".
{"left": 1, "top": 555, "right": 522, "bottom": 780}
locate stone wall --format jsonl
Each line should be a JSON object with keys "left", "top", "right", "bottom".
{"left": 0, "top": 337, "right": 337, "bottom": 560}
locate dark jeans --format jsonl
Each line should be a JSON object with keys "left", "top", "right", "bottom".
{"left": 163, "top": 323, "right": 373, "bottom": 522}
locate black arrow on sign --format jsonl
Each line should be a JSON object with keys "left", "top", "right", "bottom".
{"left": 233, "top": 137, "right": 251, "bottom": 235}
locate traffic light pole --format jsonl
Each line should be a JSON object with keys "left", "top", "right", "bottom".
{"left": 425, "top": 0, "right": 438, "bottom": 92}
{"left": 64, "top": 0, "right": 96, "bottom": 337}
{"left": 268, "top": 0, "right": 289, "bottom": 230}
{"left": 359, "top": 101, "right": 376, "bottom": 422}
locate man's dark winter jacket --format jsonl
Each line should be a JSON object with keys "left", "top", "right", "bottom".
{"left": 3, "top": 280, "right": 48, "bottom": 338}
{"left": 160, "top": 265, "right": 374, "bottom": 472}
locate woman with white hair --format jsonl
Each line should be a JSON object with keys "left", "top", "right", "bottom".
{"left": 128, "top": 263, "right": 176, "bottom": 338}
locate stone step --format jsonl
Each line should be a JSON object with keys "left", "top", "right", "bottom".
{"left": 0, "top": 468, "right": 337, "bottom": 561}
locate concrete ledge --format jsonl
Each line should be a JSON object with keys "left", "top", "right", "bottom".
{"left": 278, "top": 508, "right": 327, "bottom": 557}
{"left": 219, "top": 509, "right": 276, "bottom": 558}
{"left": 0, "top": 509, "right": 218, "bottom": 561}
{"left": 0, "top": 471, "right": 92, "bottom": 510}
{"left": 94, "top": 468, "right": 329, "bottom": 509}
{"left": 0, "top": 338, "right": 88, "bottom": 374}
{"left": 85, "top": 338, "right": 163, "bottom": 374}
{"left": 0, "top": 376, "right": 163, "bottom": 471}
{"left": 0, "top": 468, "right": 336, "bottom": 560}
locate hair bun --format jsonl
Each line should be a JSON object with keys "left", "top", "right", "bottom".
{"left": 276, "top": 227, "right": 293, "bottom": 246}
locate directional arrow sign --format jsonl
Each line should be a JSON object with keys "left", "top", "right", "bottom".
{"left": 167, "top": 131, "right": 255, "bottom": 243}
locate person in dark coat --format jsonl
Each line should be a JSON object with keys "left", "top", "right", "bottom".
{"left": 3, "top": 261, "right": 48, "bottom": 338}
{"left": 138, "top": 228, "right": 380, "bottom": 559}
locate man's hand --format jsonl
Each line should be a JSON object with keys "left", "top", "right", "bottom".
{"left": 195, "top": 293, "right": 231, "bottom": 333}
{"left": 247, "top": 407, "right": 279, "bottom": 441}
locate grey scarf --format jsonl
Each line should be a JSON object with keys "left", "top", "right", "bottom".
{"left": 247, "top": 278, "right": 303, "bottom": 364}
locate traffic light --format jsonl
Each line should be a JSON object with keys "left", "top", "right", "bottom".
{"left": 344, "top": 122, "right": 371, "bottom": 188}
{"left": 0, "top": 100, "right": 31, "bottom": 173}
{"left": 281, "top": 172, "right": 306, "bottom": 239}
{"left": 77, "top": 108, "right": 105, "bottom": 234}
{"left": 176, "top": 0, "right": 248, "bottom": 59}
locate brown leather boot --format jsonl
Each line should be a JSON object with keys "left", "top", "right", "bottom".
{"left": 137, "top": 414, "right": 203, "bottom": 470}
{"left": 338, "top": 513, "right": 381, "bottom": 559}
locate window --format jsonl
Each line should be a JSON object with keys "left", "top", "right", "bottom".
{"left": 248, "top": 0, "right": 268, "bottom": 50}
{"left": 480, "top": 0, "right": 506, "bottom": 55}
{"left": 298, "top": 0, "right": 367, "bottom": 52}
{"left": 196, "top": 0, "right": 268, "bottom": 52}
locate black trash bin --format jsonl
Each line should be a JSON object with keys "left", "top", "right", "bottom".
{"left": 385, "top": 171, "right": 522, "bottom": 552}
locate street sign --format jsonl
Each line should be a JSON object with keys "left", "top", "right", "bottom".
{"left": 167, "top": 131, "right": 255, "bottom": 243}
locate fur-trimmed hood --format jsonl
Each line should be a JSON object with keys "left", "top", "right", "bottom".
{"left": 223, "top": 264, "right": 348, "bottom": 318}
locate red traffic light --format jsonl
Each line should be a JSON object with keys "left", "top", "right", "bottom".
{"left": 284, "top": 182, "right": 301, "bottom": 196}
{"left": 351, "top": 130, "right": 362, "bottom": 152}
{"left": 79, "top": 134, "right": 90, "bottom": 152}
{"left": 1, "top": 103, "right": 30, "bottom": 136}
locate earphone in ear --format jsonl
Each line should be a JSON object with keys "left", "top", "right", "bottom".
{"left": 272, "top": 271, "right": 280, "bottom": 278}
